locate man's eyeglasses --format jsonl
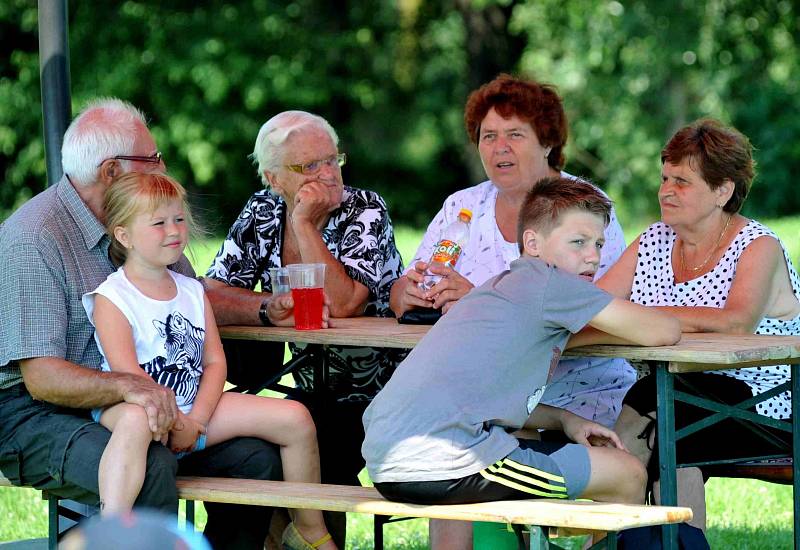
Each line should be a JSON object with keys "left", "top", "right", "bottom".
{"left": 286, "top": 153, "right": 346, "bottom": 175}
{"left": 96, "top": 152, "right": 163, "bottom": 167}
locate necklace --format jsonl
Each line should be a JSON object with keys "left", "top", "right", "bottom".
{"left": 679, "top": 214, "right": 733, "bottom": 273}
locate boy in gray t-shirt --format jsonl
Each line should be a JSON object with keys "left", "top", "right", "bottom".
{"left": 362, "top": 177, "right": 680, "bottom": 506}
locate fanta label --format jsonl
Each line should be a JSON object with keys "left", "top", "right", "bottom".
{"left": 431, "top": 239, "right": 462, "bottom": 267}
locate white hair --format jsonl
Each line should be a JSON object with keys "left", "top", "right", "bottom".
{"left": 250, "top": 111, "right": 338, "bottom": 186}
{"left": 61, "top": 98, "right": 149, "bottom": 186}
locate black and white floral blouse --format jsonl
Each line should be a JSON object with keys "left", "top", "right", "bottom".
{"left": 207, "top": 186, "right": 406, "bottom": 402}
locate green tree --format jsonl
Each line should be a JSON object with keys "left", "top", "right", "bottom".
{"left": 512, "top": 0, "right": 800, "bottom": 220}
{"left": 2, "top": 0, "right": 798, "bottom": 228}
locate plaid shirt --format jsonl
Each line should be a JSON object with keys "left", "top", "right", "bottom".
{"left": 0, "top": 177, "right": 193, "bottom": 389}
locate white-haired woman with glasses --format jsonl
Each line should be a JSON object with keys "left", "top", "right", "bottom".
{"left": 204, "top": 110, "right": 404, "bottom": 547}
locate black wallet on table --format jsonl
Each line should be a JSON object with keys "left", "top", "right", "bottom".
{"left": 397, "top": 308, "right": 442, "bottom": 325}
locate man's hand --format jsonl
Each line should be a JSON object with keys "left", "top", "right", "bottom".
{"left": 267, "top": 290, "right": 331, "bottom": 328}
{"left": 168, "top": 411, "right": 205, "bottom": 453}
{"left": 118, "top": 374, "right": 180, "bottom": 441}
{"left": 423, "top": 263, "right": 475, "bottom": 313}
{"left": 560, "top": 410, "right": 627, "bottom": 451}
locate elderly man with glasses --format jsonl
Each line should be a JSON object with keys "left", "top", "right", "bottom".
{"left": 204, "top": 110, "right": 404, "bottom": 546}
{"left": 0, "top": 98, "right": 284, "bottom": 549}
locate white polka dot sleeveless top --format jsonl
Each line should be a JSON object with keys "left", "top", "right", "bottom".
{"left": 632, "top": 220, "right": 800, "bottom": 419}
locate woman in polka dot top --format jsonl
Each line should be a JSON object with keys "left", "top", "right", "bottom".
{"left": 598, "top": 119, "right": 799, "bottom": 528}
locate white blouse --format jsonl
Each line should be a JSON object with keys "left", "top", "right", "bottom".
{"left": 407, "top": 177, "right": 626, "bottom": 286}
{"left": 407, "top": 176, "right": 633, "bottom": 427}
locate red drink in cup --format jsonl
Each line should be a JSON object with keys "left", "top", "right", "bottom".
{"left": 291, "top": 287, "right": 325, "bottom": 330}
{"left": 287, "top": 263, "right": 326, "bottom": 330}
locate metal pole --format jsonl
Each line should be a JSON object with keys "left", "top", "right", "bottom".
{"left": 38, "top": 0, "right": 71, "bottom": 187}
{"left": 655, "top": 362, "right": 678, "bottom": 550}
{"left": 792, "top": 363, "right": 799, "bottom": 549}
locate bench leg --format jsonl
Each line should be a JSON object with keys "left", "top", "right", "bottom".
{"left": 47, "top": 494, "right": 58, "bottom": 550}
{"left": 579, "top": 531, "right": 616, "bottom": 550}
{"left": 373, "top": 515, "right": 385, "bottom": 550}
{"left": 602, "top": 531, "right": 617, "bottom": 549}
{"left": 185, "top": 499, "right": 196, "bottom": 530}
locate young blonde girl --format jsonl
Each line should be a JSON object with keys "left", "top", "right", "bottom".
{"left": 82, "top": 172, "right": 336, "bottom": 550}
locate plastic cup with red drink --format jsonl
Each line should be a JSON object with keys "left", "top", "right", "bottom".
{"left": 287, "top": 263, "right": 326, "bottom": 330}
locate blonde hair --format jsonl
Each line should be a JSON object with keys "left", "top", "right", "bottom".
{"left": 104, "top": 172, "right": 198, "bottom": 266}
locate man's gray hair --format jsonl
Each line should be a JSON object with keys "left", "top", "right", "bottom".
{"left": 251, "top": 111, "right": 338, "bottom": 185}
{"left": 61, "top": 98, "right": 148, "bottom": 186}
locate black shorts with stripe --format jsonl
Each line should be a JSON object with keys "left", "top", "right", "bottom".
{"left": 374, "top": 439, "right": 590, "bottom": 505}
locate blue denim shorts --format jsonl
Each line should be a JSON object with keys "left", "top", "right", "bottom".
{"left": 91, "top": 407, "right": 207, "bottom": 458}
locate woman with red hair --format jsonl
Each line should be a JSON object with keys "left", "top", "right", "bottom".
{"left": 390, "top": 74, "right": 630, "bottom": 427}
{"left": 388, "top": 74, "right": 630, "bottom": 549}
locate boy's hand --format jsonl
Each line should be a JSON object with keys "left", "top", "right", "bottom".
{"left": 168, "top": 411, "right": 205, "bottom": 453}
{"left": 560, "top": 410, "right": 627, "bottom": 451}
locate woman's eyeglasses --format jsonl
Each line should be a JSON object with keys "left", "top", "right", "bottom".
{"left": 286, "top": 153, "right": 346, "bottom": 175}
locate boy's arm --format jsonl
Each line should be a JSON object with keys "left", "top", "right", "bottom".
{"left": 586, "top": 297, "right": 681, "bottom": 347}
{"left": 565, "top": 326, "right": 640, "bottom": 349}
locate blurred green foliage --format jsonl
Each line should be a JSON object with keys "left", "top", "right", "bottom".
{"left": 1, "top": 0, "right": 798, "bottom": 230}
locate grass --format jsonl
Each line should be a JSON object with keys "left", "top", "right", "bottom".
{"left": 2, "top": 216, "right": 798, "bottom": 547}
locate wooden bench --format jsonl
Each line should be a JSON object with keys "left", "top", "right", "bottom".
{"left": 704, "top": 457, "right": 792, "bottom": 485}
{"left": 177, "top": 477, "right": 692, "bottom": 549}
{"left": 1, "top": 473, "right": 690, "bottom": 549}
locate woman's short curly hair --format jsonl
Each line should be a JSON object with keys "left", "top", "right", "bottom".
{"left": 661, "top": 119, "right": 756, "bottom": 213}
{"left": 464, "top": 74, "right": 568, "bottom": 170}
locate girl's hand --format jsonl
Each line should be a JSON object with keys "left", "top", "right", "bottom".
{"left": 168, "top": 411, "right": 205, "bottom": 453}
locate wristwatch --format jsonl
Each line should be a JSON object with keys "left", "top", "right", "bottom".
{"left": 258, "top": 298, "right": 273, "bottom": 326}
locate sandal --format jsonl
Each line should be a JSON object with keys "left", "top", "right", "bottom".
{"left": 281, "top": 522, "right": 332, "bottom": 550}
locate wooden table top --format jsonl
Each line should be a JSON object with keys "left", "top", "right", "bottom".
{"left": 219, "top": 317, "right": 800, "bottom": 373}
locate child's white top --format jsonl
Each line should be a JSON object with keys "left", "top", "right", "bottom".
{"left": 83, "top": 267, "right": 207, "bottom": 413}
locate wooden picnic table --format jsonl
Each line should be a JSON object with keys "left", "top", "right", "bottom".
{"left": 219, "top": 318, "right": 800, "bottom": 550}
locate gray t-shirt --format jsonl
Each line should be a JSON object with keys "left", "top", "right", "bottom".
{"left": 362, "top": 256, "right": 613, "bottom": 483}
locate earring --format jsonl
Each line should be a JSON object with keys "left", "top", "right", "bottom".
{"left": 544, "top": 147, "right": 551, "bottom": 159}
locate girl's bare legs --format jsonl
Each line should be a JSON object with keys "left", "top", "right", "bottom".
{"left": 97, "top": 403, "right": 154, "bottom": 515}
{"left": 204, "top": 392, "right": 336, "bottom": 549}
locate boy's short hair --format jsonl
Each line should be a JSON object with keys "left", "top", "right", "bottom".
{"left": 517, "top": 177, "right": 612, "bottom": 253}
